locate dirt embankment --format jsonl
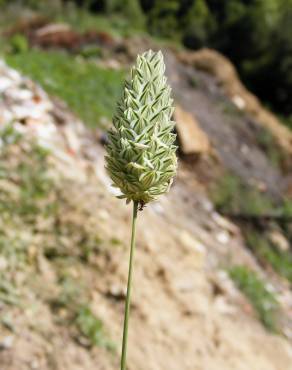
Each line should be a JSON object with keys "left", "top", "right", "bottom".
{"left": 0, "top": 55, "right": 291, "bottom": 370}
{"left": 178, "top": 48, "right": 292, "bottom": 157}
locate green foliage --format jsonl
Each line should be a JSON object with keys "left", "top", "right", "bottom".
{"left": 9, "top": 34, "right": 29, "bottom": 54}
{"left": 68, "top": 0, "right": 145, "bottom": 28}
{"left": 229, "top": 265, "right": 279, "bottom": 332}
{"left": 51, "top": 275, "right": 114, "bottom": 349}
{"left": 54, "top": 276, "right": 86, "bottom": 309}
{"left": 281, "top": 199, "right": 292, "bottom": 217}
{"left": 2, "top": 0, "right": 292, "bottom": 120}
{"left": 59, "top": 5, "right": 144, "bottom": 36}
{"left": 140, "top": 0, "right": 292, "bottom": 120}
{"left": 5, "top": 50, "right": 125, "bottom": 128}
{"left": 255, "top": 128, "right": 286, "bottom": 168}
{"left": 1, "top": 0, "right": 292, "bottom": 120}
{"left": 241, "top": 3, "right": 292, "bottom": 118}
{"left": 147, "top": 1, "right": 180, "bottom": 39}
{"left": 0, "top": 123, "right": 21, "bottom": 146}
{"left": 211, "top": 173, "right": 274, "bottom": 215}
{"left": 182, "top": 0, "right": 216, "bottom": 48}
{"left": 122, "top": 0, "right": 146, "bottom": 29}
{"left": 245, "top": 230, "right": 292, "bottom": 283}
{"left": 76, "top": 306, "right": 115, "bottom": 350}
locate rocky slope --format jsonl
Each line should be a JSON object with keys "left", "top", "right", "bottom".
{"left": 0, "top": 44, "right": 291, "bottom": 370}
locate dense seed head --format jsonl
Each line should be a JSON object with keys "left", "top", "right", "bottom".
{"left": 105, "top": 50, "right": 177, "bottom": 205}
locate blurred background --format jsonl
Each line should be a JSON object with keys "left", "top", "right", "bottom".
{"left": 0, "top": 1, "right": 291, "bottom": 370}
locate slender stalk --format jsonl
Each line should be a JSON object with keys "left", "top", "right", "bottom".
{"left": 121, "top": 200, "right": 138, "bottom": 370}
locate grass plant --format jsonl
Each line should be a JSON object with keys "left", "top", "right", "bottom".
{"left": 105, "top": 50, "right": 177, "bottom": 370}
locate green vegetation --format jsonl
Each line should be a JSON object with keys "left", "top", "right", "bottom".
{"left": 52, "top": 274, "right": 114, "bottom": 350}
{"left": 56, "top": 6, "right": 145, "bottom": 37}
{"left": 255, "top": 128, "right": 287, "bottom": 168}
{"left": 2, "top": 1, "right": 292, "bottom": 126}
{"left": 76, "top": 306, "right": 115, "bottom": 350}
{"left": 229, "top": 265, "right": 280, "bottom": 332}
{"left": 139, "top": 0, "right": 292, "bottom": 122}
{"left": 6, "top": 50, "right": 125, "bottom": 128}
{"left": 211, "top": 173, "right": 274, "bottom": 215}
{"left": 245, "top": 230, "right": 292, "bottom": 283}
{"left": 0, "top": 0, "right": 145, "bottom": 37}
{"left": 211, "top": 171, "right": 292, "bottom": 283}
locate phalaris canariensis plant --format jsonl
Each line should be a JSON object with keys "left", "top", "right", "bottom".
{"left": 105, "top": 50, "right": 177, "bottom": 370}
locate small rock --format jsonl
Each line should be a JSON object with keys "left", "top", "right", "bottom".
{"left": 30, "top": 359, "right": 40, "bottom": 369}
{"left": 211, "top": 212, "right": 239, "bottom": 235}
{"left": 179, "top": 230, "right": 206, "bottom": 268}
{"left": 99, "top": 58, "right": 121, "bottom": 70}
{"left": 214, "top": 295, "right": 236, "bottom": 315}
{"left": 174, "top": 278, "right": 196, "bottom": 292}
{"left": 99, "top": 209, "right": 109, "bottom": 221}
{"left": 174, "top": 105, "right": 211, "bottom": 156}
{"left": 7, "top": 88, "right": 33, "bottom": 101}
{"left": 37, "top": 254, "right": 56, "bottom": 283}
{"left": 0, "top": 335, "right": 14, "bottom": 350}
{"left": 107, "top": 284, "right": 126, "bottom": 300}
{"left": 0, "top": 77, "right": 14, "bottom": 92}
{"left": 215, "top": 230, "right": 230, "bottom": 245}
{"left": 211, "top": 270, "right": 239, "bottom": 298}
{"left": 35, "top": 23, "right": 72, "bottom": 37}
{"left": 0, "top": 256, "right": 8, "bottom": 271}
{"left": 200, "top": 198, "right": 214, "bottom": 212}
{"left": 232, "top": 95, "right": 246, "bottom": 110}
{"left": 63, "top": 126, "right": 80, "bottom": 154}
{"left": 268, "top": 230, "right": 290, "bottom": 252}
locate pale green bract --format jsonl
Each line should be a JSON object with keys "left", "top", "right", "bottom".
{"left": 105, "top": 50, "right": 177, "bottom": 205}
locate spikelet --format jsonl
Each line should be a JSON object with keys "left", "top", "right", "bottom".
{"left": 105, "top": 50, "right": 177, "bottom": 205}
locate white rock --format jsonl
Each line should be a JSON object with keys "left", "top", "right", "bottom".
{"left": 216, "top": 230, "right": 230, "bottom": 244}
{"left": 35, "top": 23, "right": 71, "bottom": 37}
{"left": 99, "top": 209, "right": 109, "bottom": 220}
{"left": 5, "top": 65, "right": 22, "bottom": 82}
{"left": 0, "top": 335, "right": 14, "bottom": 350}
{"left": 179, "top": 230, "right": 206, "bottom": 268}
{"left": 0, "top": 77, "right": 14, "bottom": 92}
{"left": 0, "top": 256, "right": 8, "bottom": 271}
{"left": 232, "top": 95, "right": 246, "bottom": 110}
{"left": 0, "top": 109, "right": 14, "bottom": 124}
{"left": 214, "top": 295, "right": 236, "bottom": 314}
{"left": 7, "top": 88, "right": 33, "bottom": 101}
{"left": 180, "top": 230, "right": 206, "bottom": 253}
{"left": 268, "top": 230, "right": 290, "bottom": 252}
{"left": 63, "top": 126, "right": 81, "bottom": 153}
{"left": 211, "top": 212, "right": 239, "bottom": 235}
{"left": 174, "top": 105, "right": 211, "bottom": 155}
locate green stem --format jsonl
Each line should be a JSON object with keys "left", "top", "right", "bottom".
{"left": 121, "top": 200, "right": 138, "bottom": 370}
